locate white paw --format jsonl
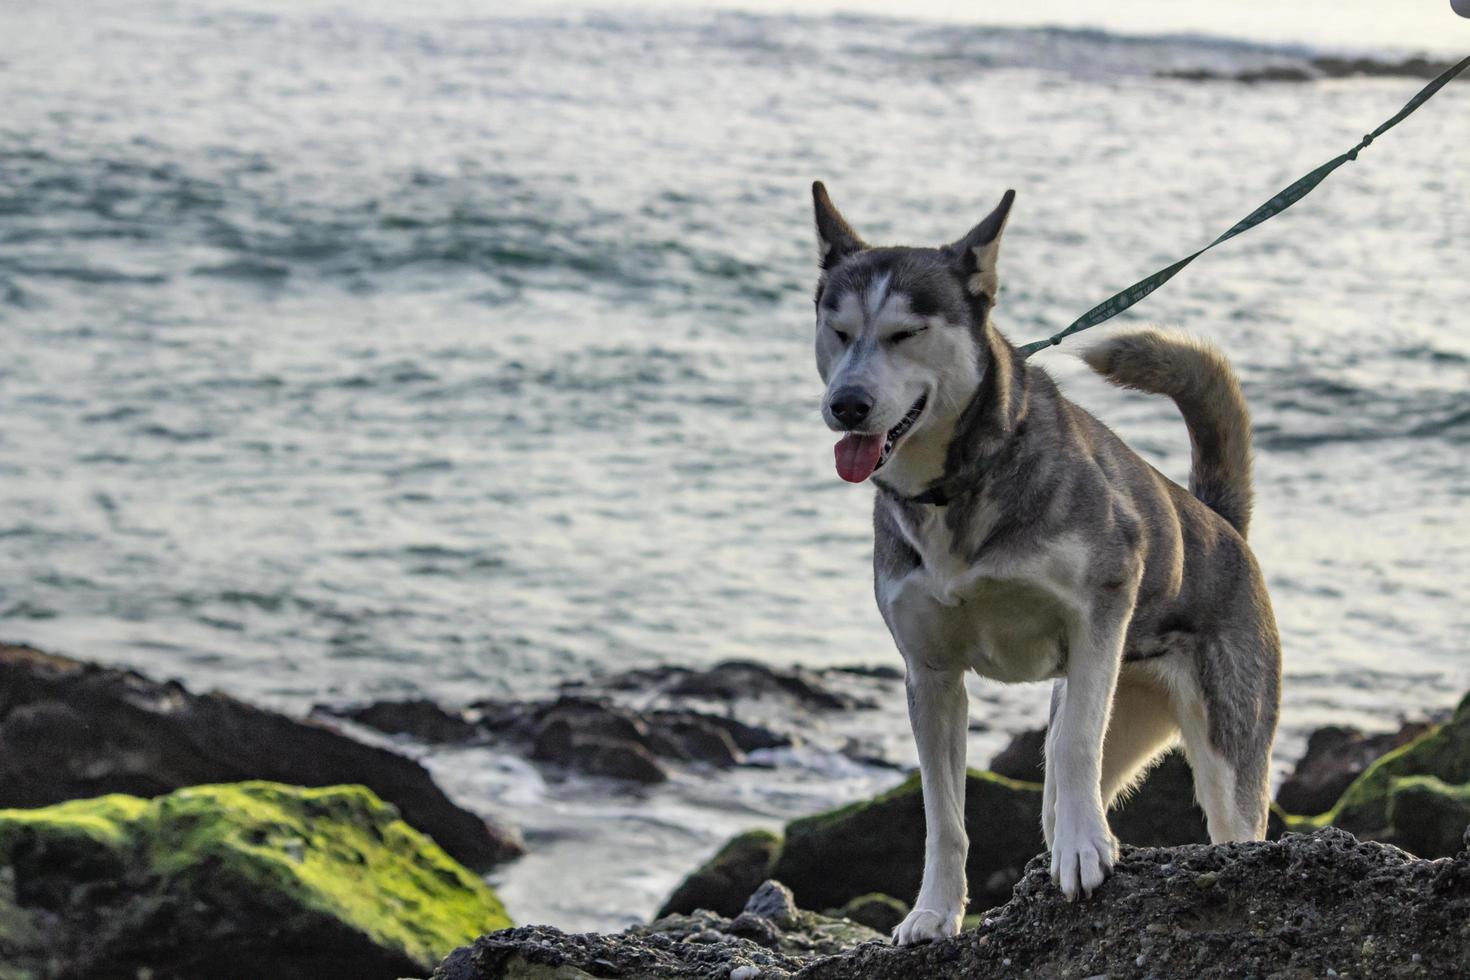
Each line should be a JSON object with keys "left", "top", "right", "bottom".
{"left": 1049, "top": 814, "right": 1117, "bottom": 901}
{"left": 891, "top": 906, "right": 962, "bottom": 946}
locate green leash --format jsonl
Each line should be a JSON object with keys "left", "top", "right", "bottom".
{"left": 1017, "top": 53, "right": 1470, "bottom": 359}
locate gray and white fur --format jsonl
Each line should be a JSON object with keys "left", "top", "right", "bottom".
{"left": 809, "top": 182, "right": 1281, "bottom": 945}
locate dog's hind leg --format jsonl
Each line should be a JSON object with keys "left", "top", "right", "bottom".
{"left": 892, "top": 662, "right": 970, "bottom": 945}
{"left": 1158, "top": 645, "right": 1276, "bottom": 842}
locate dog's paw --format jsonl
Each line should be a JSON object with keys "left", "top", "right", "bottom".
{"left": 891, "top": 906, "right": 962, "bottom": 946}
{"left": 1049, "top": 816, "right": 1117, "bottom": 901}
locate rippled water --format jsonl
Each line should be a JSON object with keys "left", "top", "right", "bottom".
{"left": 2, "top": 0, "right": 1467, "bottom": 930}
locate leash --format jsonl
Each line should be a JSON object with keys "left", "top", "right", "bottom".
{"left": 1016, "top": 53, "right": 1470, "bottom": 358}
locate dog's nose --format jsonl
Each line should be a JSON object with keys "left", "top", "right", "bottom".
{"left": 830, "top": 388, "right": 873, "bottom": 428}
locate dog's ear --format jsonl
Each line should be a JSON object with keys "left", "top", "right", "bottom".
{"left": 812, "top": 181, "right": 866, "bottom": 276}
{"left": 947, "top": 189, "right": 1016, "bottom": 306}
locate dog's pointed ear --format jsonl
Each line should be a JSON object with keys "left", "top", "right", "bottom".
{"left": 812, "top": 181, "right": 866, "bottom": 275}
{"left": 948, "top": 189, "right": 1016, "bottom": 305}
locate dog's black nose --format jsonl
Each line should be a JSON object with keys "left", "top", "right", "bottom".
{"left": 830, "top": 388, "right": 873, "bottom": 428}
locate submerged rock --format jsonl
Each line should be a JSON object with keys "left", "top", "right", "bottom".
{"left": 0, "top": 644, "right": 522, "bottom": 871}
{"left": 324, "top": 658, "right": 893, "bottom": 785}
{"left": 0, "top": 781, "right": 511, "bottom": 980}
{"left": 441, "top": 829, "right": 1470, "bottom": 978}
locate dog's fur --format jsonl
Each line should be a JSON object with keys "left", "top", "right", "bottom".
{"left": 809, "top": 183, "right": 1281, "bottom": 945}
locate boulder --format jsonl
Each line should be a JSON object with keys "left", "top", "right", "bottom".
{"left": 1276, "top": 721, "right": 1433, "bottom": 816}
{"left": 435, "top": 828, "right": 1470, "bottom": 979}
{"left": 0, "top": 781, "right": 511, "bottom": 980}
{"left": 0, "top": 644, "right": 522, "bottom": 871}
{"left": 659, "top": 829, "right": 781, "bottom": 918}
{"left": 987, "top": 728, "right": 1046, "bottom": 782}
{"left": 1320, "top": 690, "right": 1470, "bottom": 854}
{"left": 769, "top": 769, "right": 1043, "bottom": 914}
{"left": 829, "top": 893, "right": 909, "bottom": 934}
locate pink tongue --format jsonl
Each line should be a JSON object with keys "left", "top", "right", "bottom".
{"left": 834, "top": 432, "right": 885, "bottom": 483}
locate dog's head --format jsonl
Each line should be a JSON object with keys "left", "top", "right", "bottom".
{"left": 810, "top": 182, "right": 1015, "bottom": 485}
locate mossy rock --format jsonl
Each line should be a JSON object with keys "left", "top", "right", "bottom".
{"left": 770, "top": 769, "right": 1044, "bottom": 914}
{"left": 1313, "top": 691, "right": 1470, "bottom": 853}
{"left": 657, "top": 828, "right": 780, "bottom": 918}
{"left": 0, "top": 781, "right": 510, "bottom": 979}
{"left": 1386, "top": 775, "right": 1470, "bottom": 857}
{"left": 830, "top": 893, "right": 909, "bottom": 933}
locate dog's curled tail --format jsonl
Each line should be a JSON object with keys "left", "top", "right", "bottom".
{"left": 1083, "top": 329, "right": 1253, "bottom": 537}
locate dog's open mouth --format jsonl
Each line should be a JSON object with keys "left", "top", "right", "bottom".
{"left": 834, "top": 394, "right": 927, "bottom": 483}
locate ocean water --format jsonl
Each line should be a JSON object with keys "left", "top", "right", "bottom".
{"left": 2, "top": 0, "right": 1467, "bottom": 930}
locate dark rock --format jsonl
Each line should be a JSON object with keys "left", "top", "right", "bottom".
{"left": 744, "top": 879, "right": 800, "bottom": 928}
{"left": 1156, "top": 55, "right": 1463, "bottom": 84}
{"left": 830, "top": 894, "right": 909, "bottom": 934}
{"left": 532, "top": 725, "right": 669, "bottom": 784}
{"left": 1276, "top": 721, "right": 1432, "bottom": 816}
{"left": 1109, "top": 750, "right": 1210, "bottom": 847}
{"left": 1388, "top": 776, "right": 1470, "bottom": 858}
{"left": 0, "top": 644, "right": 523, "bottom": 871}
{"left": 325, "top": 697, "right": 483, "bottom": 744}
{"left": 662, "top": 659, "right": 867, "bottom": 710}
{"left": 988, "top": 728, "right": 1046, "bottom": 781}
{"left": 659, "top": 829, "right": 782, "bottom": 918}
{"left": 769, "top": 769, "right": 1042, "bottom": 914}
{"left": 438, "top": 829, "right": 1470, "bottom": 979}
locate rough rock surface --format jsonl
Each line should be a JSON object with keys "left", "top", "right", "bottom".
{"left": 0, "top": 781, "right": 511, "bottom": 980}
{"left": 0, "top": 644, "right": 522, "bottom": 870}
{"left": 1276, "top": 721, "right": 1432, "bottom": 816}
{"left": 433, "top": 878, "right": 880, "bottom": 980}
{"left": 438, "top": 829, "right": 1470, "bottom": 979}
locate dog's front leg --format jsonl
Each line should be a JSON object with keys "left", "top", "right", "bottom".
{"left": 893, "top": 662, "right": 969, "bottom": 945}
{"left": 1046, "top": 608, "right": 1127, "bottom": 900}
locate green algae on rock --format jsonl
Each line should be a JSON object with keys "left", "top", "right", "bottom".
{"left": 1312, "top": 691, "right": 1470, "bottom": 854}
{"left": 0, "top": 781, "right": 510, "bottom": 980}
{"left": 658, "top": 828, "right": 781, "bottom": 918}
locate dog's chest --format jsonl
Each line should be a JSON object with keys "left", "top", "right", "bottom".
{"left": 877, "top": 503, "right": 1085, "bottom": 682}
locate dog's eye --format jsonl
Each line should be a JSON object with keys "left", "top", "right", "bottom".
{"left": 888, "top": 327, "right": 927, "bottom": 344}
{"left": 831, "top": 328, "right": 851, "bottom": 345}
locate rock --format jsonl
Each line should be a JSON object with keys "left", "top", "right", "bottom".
{"left": 330, "top": 697, "right": 484, "bottom": 744}
{"left": 433, "top": 902, "right": 881, "bottom": 980}
{"left": 659, "top": 829, "right": 782, "bottom": 918}
{"left": 769, "top": 769, "right": 1043, "bottom": 914}
{"left": 0, "top": 781, "right": 511, "bottom": 980}
{"left": 436, "top": 828, "right": 1470, "bottom": 979}
{"left": 1276, "top": 721, "right": 1432, "bottom": 816}
{"left": 830, "top": 894, "right": 909, "bottom": 934}
{"left": 1109, "top": 750, "right": 1210, "bottom": 847}
{"left": 744, "top": 879, "right": 799, "bottom": 928}
{"left": 0, "top": 644, "right": 522, "bottom": 871}
{"left": 1387, "top": 775, "right": 1470, "bottom": 858}
{"left": 662, "top": 660, "right": 867, "bottom": 711}
{"left": 987, "top": 728, "right": 1046, "bottom": 782}
{"left": 1323, "top": 691, "right": 1470, "bottom": 854}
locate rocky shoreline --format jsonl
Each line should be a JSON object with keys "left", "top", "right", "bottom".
{"left": 3, "top": 641, "right": 1470, "bottom": 978}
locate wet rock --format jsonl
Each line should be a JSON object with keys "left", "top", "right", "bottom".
{"left": 1157, "top": 55, "right": 1463, "bottom": 83}
{"left": 662, "top": 660, "right": 868, "bottom": 711}
{"left": 1109, "top": 750, "right": 1210, "bottom": 847}
{"left": 437, "top": 829, "right": 1470, "bottom": 979}
{"left": 744, "top": 879, "right": 800, "bottom": 929}
{"left": 330, "top": 697, "right": 484, "bottom": 744}
{"left": 0, "top": 781, "right": 511, "bottom": 980}
{"left": 659, "top": 829, "right": 783, "bottom": 919}
{"left": 1276, "top": 721, "right": 1432, "bottom": 816}
{"left": 0, "top": 644, "right": 522, "bottom": 871}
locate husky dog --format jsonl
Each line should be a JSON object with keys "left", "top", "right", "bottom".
{"left": 809, "top": 183, "right": 1281, "bottom": 945}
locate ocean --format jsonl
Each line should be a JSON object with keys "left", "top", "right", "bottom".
{"left": 2, "top": 0, "right": 1467, "bottom": 930}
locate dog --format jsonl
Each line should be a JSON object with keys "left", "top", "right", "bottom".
{"left": 809, "top": 182, "right": 1281, "bottom": 945}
